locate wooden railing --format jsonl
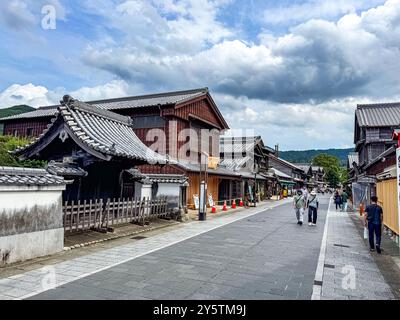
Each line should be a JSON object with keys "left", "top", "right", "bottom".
{"left": 63, "top": 197, "right": 168, "bottom": 233}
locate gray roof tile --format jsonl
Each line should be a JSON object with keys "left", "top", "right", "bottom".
{"left": 46, "top": 161, "right": 88, "bottom": 177}
{"left": 0, "top": 166, "right": 65, "bottom": 186}
{"left": 356, "top": 102, "right": 400, "bottom": 127}
{"left": 14, "top": 96, "right": 166, "bottom": 164}
{"left": 0, "top": 88, "right": 208, "bottom": 121}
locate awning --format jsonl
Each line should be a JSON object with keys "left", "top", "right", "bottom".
{"left": 279, "top": 180, "right": 296, "bottom": 186}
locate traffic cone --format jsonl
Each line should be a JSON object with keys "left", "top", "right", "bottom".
{"left": 211, "top": 204, "right": 217, "bottom": 214}
{"left": 232, "top": 200, "right": 237, "bottom": 209}
{"left": 239, "top": 198, "right": 244, "bottom": 207}
{"left": 222, "top": 201, "right": 228, "bottom": 211}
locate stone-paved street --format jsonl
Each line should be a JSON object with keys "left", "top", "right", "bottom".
{"left": 26, "top": 197, "right": 330, "bottom": 300}
{"left": 319, "top": 205, "right": 396, "bottom": 300}
{"left": 1, "top": 195, "right": 397, "bottom": 300}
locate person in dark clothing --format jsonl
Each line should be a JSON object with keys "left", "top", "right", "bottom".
{"left": 334, "top": 191, "right": 342, "bottom": 210}
{"left": 364, "top": 196, "right": 383, "bottom": 254}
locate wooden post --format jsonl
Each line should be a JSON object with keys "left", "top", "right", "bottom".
{"left": 83, "top": 200, "right": 87, "bottom": 230}
{"left": 63, "top": 201, "right": 68, "bottom": 232}
{"left": 76, "top": 200, "right": 81, "bottom": 231}
{"left": 70, "top": 200, "right": 74, "bottom": 232}
{"left": 89, "top": 199, "right": 93, "bottom": 229}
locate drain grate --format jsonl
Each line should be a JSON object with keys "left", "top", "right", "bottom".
{"left": 314, "top": 280, "right": 323, "bottom": 286}
{"left": 131, "top": 236, "right": 147, "bottom": 240}
{"left": 324, "top": 264, "right": 335, "bottom": 269}
{"left": 334, "top": 244, "right": 350, "bottom": 248}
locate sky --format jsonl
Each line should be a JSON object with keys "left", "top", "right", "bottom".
{"left": 0, "top": 0, "right": 400, "bottom": 150}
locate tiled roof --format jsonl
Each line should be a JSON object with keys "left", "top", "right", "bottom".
{"left": 219, "top": 156, "right": 252, "bottom": 171}
{"left": 0, "top": 166, "right": 65, "bottom": 186}
{"left": 356, "top": 102, "right": 400, "bottom": 127}
{"left": 240, "top": 171, "right": 267, "bottom": 180}
{"left": 296, "top": 164, "right": 311, "bottom": 173}
{"left": 147, "top": 174, "right": 188, "bottom": 184}
{"left": 46, "top": 161, "right": 88, "bottom": 177}
{"left": 220, "top": 136, "right": 264, "bottom": 154}
{"left": 0, "top": 88, "right": 209, "bottom": 121}
{"left": 14, "top": 95, "right": 166, "bottom": 164}
{"left": 174, "top": 161, "right": 240, "bottom": 177}
{"left": 269, "top": 168, "right": 292, "bottom": 179}
{"left": 269, "top": 154, "right": 303, "bottom": 172}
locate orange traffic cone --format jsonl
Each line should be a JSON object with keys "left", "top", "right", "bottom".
{"left": 239, "top": 198, "right": 244, "bottom": 207}
{"left": 211, "top": 205, "right": 217, "bottom": 214}
{"left": 232, "top": 200, "right": 237, "bottom": 209}
{"left": 222, "top": 201, "right": 228, "bottom": 211}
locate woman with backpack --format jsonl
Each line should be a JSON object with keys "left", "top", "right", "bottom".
{"left": 307, "top": 190, "right": 319, "bottom": 226}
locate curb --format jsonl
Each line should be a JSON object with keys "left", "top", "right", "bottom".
{"left": 312, "top": 196, "right": 333, "bottom": 300}
{"left": 63, "top": 221, "right": 180, "bottom": 251}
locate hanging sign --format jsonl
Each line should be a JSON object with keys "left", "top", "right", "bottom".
{"left": 208, "top": 193, "right": 214, "bottom": 207}
{"left": 193, "top": 194, "right": 199, "bottom": 210}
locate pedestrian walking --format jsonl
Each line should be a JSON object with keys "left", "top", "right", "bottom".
{"left": 307, "top": 190, "right": 319, "bottom": 226}
{"left": 293, "top": 189, "right": 306, "bottom": 226}
{"left": 302, "top": 186, "right": 309, "bottom": 201}
{"left": 334, "top": 190, "right": 342, "bottom": 211}
{"left": 364, "top": 196, "right": 384, "bottom": 254}
{"left": 341, "top": 190, "right": 348, "bottom": 212}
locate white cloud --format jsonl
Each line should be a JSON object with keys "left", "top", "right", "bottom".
{"left": 0, "top": 83, "right": 55, "bottom": 108}
{"left": 0, "top": 80, "right": 135, "bottom": 108}
{"left": 83, "top": 0, "right": 400, "bottom": 105}
{"left": 69, "top": 80, "right": 132, "bottom": 101}
{"left": 262, "top": 0, "right": 385, "bottom": 25}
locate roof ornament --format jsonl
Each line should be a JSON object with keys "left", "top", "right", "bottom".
{"left": 61, "top": 95, "right": 74, "bottom": 106}
{"left": 59, "top": 129, "right": 68, "bottom": 143}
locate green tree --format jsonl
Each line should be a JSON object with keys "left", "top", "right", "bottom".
{"left": 0, "top": 136, "right": 46, "bottom": 168}
{"left": 313, "top": 153, "right": 342, "bottom": 187}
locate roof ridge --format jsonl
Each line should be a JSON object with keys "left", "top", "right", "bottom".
{"left": 357, "top": 102, "right": 400, "bottom": 109}
{"left": 62, "top": 96, "right": 132, "bottom": 126}
{"left": 84, "top": 87, "right": 208, "bottom": 105}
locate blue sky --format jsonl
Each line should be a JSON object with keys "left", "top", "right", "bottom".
{"left": 0, "top": 0, "right": 399, "bottom": 150}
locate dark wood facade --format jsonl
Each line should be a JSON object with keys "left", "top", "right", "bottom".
{"left": 3, "top": 118, "right": 50, "bottom": 138}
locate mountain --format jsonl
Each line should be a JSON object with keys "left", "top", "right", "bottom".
{"left": 0, "top": 105, "right": 34, "bottom": 118}
{"left": 279, "top": 148, "right": 354, "bottom": 166}
{"left": 0, "top": 105, "right": 35, "bottom": 134}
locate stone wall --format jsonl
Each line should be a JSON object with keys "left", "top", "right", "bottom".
{"left": 0, "top": 184, "right": 65, "bottom": 265}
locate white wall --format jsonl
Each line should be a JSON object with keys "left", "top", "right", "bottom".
{"left": 0, "top": 185, "right": 65, "bottom": 265}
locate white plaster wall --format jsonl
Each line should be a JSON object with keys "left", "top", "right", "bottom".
{"left": 0, "top": 185, "right": 65, "bottom": 265}
{"left": 157, "top": 183, "right": 180, "bottom": 197}
{"left": 0, "top": 190, "right": 61, "bottom": 212}
{"left": 0, "top": 228, "right": 64, "bottom": 265}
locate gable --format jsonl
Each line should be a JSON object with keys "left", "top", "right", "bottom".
{"left": 175, "top": 95, "right": 229, "bottom": 130}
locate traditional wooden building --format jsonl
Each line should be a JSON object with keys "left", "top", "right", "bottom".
{"left": 219, "top": 136, "right": 276, "bottom": 202}
{"left": 351, "top": 102, "right": 400, "bottom": 205}
{"left": 268, "top": 154, "right": 305, "bottom": 194}
{"left": 297, "top": 164, "right": 325, "bottom": 190}
{"left": 2, "top": 88, "right": 237, "bottom": 208}
{"left": 13, "top": 95, "right": 166, "bottom": 201}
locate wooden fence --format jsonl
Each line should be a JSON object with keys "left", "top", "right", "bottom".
{"left": 63, "top": 197, "right": 169, "bottom": 233}
{"left": 377, "top": 179, "right": 399, "bottom": 235}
